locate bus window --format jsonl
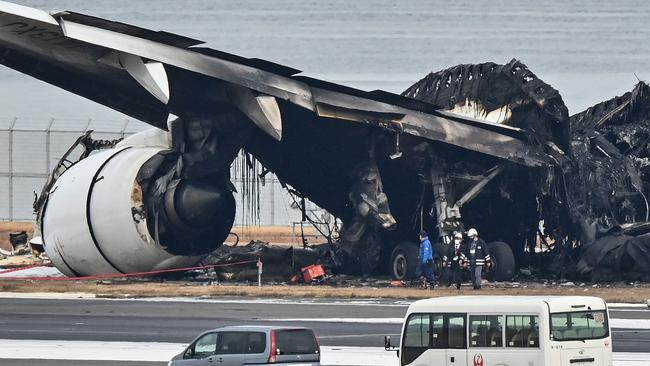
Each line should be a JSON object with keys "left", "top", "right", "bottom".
{"left": 446, "top": 314, "right": 466, "bottom": 349}
{"left": 402, "top": 313, "right": 466, "bottom": 365}
{"left": 469, "top": 315, "right": 503, "bottom": 347}
{"left": 402, "top": 314, "right": 430, "bottom": 365}
{"left": 403, "top": 314, "right": 431, "bottom": 347}
{"left": 430, "top": 314, "right": 465, "bottom": 349}
{"left": 550, "top": 310, "right": 608, "bottom": 341}
{"left": 506, "top": 315, "right": 539, "bottom": 348}
{"left": 431, "top": 315, "right": 445, "bottom": 348}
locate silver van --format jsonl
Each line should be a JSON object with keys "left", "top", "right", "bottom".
{"left": 169, "top": 325, "right": 321, "bottom": 366}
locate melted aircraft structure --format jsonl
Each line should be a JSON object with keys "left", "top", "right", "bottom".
{"left": 2, "top": 2, "right": 648, "bottom": 281}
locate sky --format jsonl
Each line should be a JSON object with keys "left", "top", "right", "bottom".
{"left": 1, "top": 0, "right": 649, "bottom": 123}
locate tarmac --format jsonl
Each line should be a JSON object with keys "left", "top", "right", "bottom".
{"left": 0, "top": 295, "right": 648, "bottom": 365}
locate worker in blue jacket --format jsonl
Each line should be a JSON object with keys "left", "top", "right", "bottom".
{"left": 416, "top": 230, "right": 436, "bottom": 289}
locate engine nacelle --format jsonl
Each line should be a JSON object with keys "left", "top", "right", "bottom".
{"left": 41, "top": 129, "right": 235, "bottom": 277}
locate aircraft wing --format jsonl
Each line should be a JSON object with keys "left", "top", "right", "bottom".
{"left": 0, "top": 1, "right": 554, "bottom": 167}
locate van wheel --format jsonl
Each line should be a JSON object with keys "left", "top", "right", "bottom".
{"left": 487, "top": 241, "right": 516, "bottom": 281}
{"left": 390, "top": 242, "right": 418, "bottom": 280}
{"left": 432, "top": 243, "right": 446, "bottom": 278}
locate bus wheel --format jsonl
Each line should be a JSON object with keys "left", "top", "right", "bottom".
{"left": 487, "top": 241, "right": 516, "bottom": 281}
{"left": 390, "top": 242, "right": 418, "bottom": 280}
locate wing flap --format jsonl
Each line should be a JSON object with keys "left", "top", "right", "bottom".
{"left": 0, "top": 4, "right": 170, "bottom": 126}
{"left": 59, "top": 19, "right": 315, "bottom": 111}
{"left": 0, "top": 1, "right": 57, "bottom": 25}
{"left": 59, "top": 12, "right": 204, "bottom": 48}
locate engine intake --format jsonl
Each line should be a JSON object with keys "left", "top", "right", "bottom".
{"left": 41, "top": 143, "right": 234, "bottom": 276}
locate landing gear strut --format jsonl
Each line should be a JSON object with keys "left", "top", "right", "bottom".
{"left": 389, "top": 164, "right": 516, "bottom": 281}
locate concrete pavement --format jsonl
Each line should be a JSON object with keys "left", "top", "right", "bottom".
{"left": 0, "top": 296, "right": 648, "bottom": 365}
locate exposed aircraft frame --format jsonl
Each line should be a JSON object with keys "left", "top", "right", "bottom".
{"left": 4, "top": 2, "right": 648, "bottom": 282}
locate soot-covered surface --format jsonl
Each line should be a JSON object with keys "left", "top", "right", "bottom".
{"left": 405, "top": 60, "right": 650, "bottom": 281}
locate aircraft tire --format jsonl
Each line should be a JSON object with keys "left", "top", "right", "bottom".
{"left": 390, "top": 242, "right": 419, "bottom": 280}
{"left": 487, "top": 241, "right": 516, "bottom": 281}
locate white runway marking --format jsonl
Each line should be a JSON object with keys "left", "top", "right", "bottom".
{"left": 0, "top": 266, "right": 64, "bottom": 278}
{"left": 0, "top": 292, "right": 647, "bottom": 309}
{"left": 0, "top": 292, "right": 96, "bottom": 299}
{"left": 0, "top": 340, "right": 647, "bottom": 365}
{"left": 610, "top": 318, "right": 650, "bottom": 330}
{"left": 0, "top": 339, "right": 185, "bottom": 362}
{"left": 0, "top": 293, "right": 412, "bottom": 306}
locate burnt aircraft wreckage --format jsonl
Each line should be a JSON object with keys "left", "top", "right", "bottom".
{"left": 1, "top": 2, "right": 649, "bottom": 281}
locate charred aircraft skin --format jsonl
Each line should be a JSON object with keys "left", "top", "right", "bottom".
{"left": 400, "top": 60, "right": 570, "bottom": 274}
{"left": 0, "top": 2, "right": 553, "bottom": 278}
{"left": 2, "top": 2, "right": 649, "bottom": 281}
{"left": 570, "top": 82, "right": 650, "bottom": 281}
{"left": 405, "top": 59, "right": 650, "bottom": 281}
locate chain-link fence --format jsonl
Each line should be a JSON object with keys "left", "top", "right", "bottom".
{"left": 0, "top": 117, "right": 316, "bottom": 227}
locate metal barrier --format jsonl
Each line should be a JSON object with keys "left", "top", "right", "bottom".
{"left": 0, "top": 117, "right": 316, "bottom": 226}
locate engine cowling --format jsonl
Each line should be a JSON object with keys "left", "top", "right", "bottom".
{"left": 41, "top": 130, "right": 235, "bottom": 277}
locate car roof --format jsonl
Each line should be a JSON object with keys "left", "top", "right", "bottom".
{"left": 200, "top": 325, "right": 312, "bottom": 333}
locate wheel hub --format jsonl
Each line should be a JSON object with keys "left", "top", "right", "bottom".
{"left": 393, "top": 253, "right": 407, "bottom": 279}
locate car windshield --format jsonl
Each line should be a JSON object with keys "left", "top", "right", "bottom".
{"left": 550, "top": 310, "right": 608, "bottom": 341}
{"left": 275, "top": 329, "right": 319, "bottom": 355}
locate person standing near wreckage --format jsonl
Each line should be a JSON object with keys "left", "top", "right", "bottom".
{"left": 416, "top": 231, "right": 436, "bottom": 289}
{"left": 467, "top": 228, "right": 491, "bottom": 290}
{"left": 443, "top": 232, "right": 467, "bottom": 289}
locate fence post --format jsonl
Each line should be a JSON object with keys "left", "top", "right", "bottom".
{"left": 45, "top": 118, "right": 54, "bottom": 173}
{"left": 8, "top": 117, "right": 17, "bottom": 221}
{"left": 120, "top": 119, "right": 129, "bottom": 138}
{"left": 270, "top": 177, "right": 275, "bottom": 225}
{"left": 257, "top": 258, "right": 263, "bottom": 287}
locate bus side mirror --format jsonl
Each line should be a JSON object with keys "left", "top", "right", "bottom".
{"left": 385, "top": 335, "right": 398, "bottom": 356}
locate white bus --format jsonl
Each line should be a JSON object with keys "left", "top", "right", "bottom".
{"left": 386, "top": 296, "right": 612, "bottom": 366}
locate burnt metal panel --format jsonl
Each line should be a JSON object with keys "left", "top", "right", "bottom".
{"left": 57, "top": 11, "right": 204, "bottom": 48}
{"left": 0, "top": 3, "right": 554, "bottom": 167}
{"left": 60, "top": 19, "right": 316, "bottom": 111}
{"left": 310, "top": 86, "right": 552, "bottom": 167}
{"left": 191, "top": 47, "right": 302, "bottom": 77}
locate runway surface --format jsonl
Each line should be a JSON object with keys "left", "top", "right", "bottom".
{"left": 0, "top": 296, "right": 648, "bottom": 365}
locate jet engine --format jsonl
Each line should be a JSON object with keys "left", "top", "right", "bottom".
{"left": 39, "top": 129, "right": 235, "bottom": 277}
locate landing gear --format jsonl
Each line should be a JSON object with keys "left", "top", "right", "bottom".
{"left": 390, "top": 242, "right": 418, "bottom": 280}
{"left": 432, "top": 243, "right": 446, "bottom": 279}
{"left": 389, "top": 241, "right": 446, "bottom": 281}
{"left": 486, "top": 241, "right": 516, "bottom": 281}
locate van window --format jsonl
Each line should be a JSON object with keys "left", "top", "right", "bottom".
{"left": 245, "top": 332, "right": 267, "bottom": 354}
{"left": 469, "top": 315, "right": 503, "bottom": 347}
{"left": 506, "top": 315, "right": 539, "bottom": 348}
{"left": 193, "top": 332, "right": 217, "bottom": 358}
{"left": 550, "top": 310, "right": 608, "bottom": 341}
{"left": 216, "top": 332, "right": 247, "bottom": 354}
{"left": 275, "top": 329, "right": 319, "bottom": 355}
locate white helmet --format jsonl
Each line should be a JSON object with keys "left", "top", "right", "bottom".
{"left": 454, "top": 232, "right": 463, "bottom": 239}
{"left": 467, "top": 228, "right": 478, "bottom": 237}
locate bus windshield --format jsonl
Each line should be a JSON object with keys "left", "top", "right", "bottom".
{"left": 550, "top": 310, "right": 608, "bottom": 341}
